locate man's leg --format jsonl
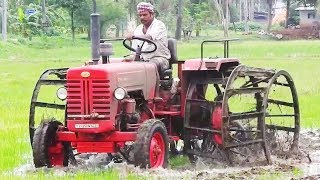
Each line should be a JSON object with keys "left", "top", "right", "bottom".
{"left": 149, "top": 57, "right": 169, "bottom": 76}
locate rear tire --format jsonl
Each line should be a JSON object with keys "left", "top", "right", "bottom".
{"left": 133, "top": 119, "right": 169, "bottom": 168}
{"left": 32, "top": 120, "right": 69, "bottom": 168}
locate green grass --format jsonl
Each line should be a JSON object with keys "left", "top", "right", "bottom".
{"left": 1, "top": 36, "right": 320, "bottom": 178}
{"left": 2, "top": 168, "right": 129, "bottom": 180}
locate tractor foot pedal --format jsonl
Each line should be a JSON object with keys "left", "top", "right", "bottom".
{"left": 153, "top": 97, "right": 163, "bottom": 103}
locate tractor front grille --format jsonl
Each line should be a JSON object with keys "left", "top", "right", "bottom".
{"left": 67, "top": 79, "right": 111, "bottom": 120}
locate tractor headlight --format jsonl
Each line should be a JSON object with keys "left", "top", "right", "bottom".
{"left": 114, "top": 87, "right": 127, "bottom": 100}
{"left": 56, "top": 87, "right": 67, "bottom": 100}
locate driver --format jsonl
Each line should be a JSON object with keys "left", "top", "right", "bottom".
{"left": 126, "top": 2, "right": 171, "bottom": 75}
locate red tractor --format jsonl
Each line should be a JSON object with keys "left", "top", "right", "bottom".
{"left": 29, "top": 6, "right": 300, "bottom": 169}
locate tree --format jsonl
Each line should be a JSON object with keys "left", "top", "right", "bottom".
{"left": 56, "top": 0, "right": 86, "bottom": 41}
{"left": 96, "top": 0, "right": 124, "bottom": 38}
{"left": 1, "top": 0, "right": 8, "bottom": 41}
{"left": 266, "top": 0, "right": 274, "bottom": 32}
{"left": 298, "top": 0, "right": 318, "bottom": 6}
{"left": 244, "top": 0, "right": 249, "bottom": 33}
{"left": 193, "top": 2, "right": 210, "bottom": 36}
{"left": 283, "top": 0, "right": 299, "bottom": 28}
{"left": 10, "top": 7, "right": 41, "bottom": 39}
{"left": 178, "top": 0, "right": 212, "bottom": 37}
{"left": 175, "top": 0, "right": 183, "bottom": 40}
{"left": 212, "top": 0, "right": 230, "bottom": 37}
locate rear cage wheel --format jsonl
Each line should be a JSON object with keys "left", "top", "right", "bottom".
{"left": 183, "top": 65, "right": 300, "bottom": 165}
{"left": 183, "top": 78, "right": 227, "bottom": 164}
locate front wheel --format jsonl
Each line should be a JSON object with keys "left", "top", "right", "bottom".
{"left": 132, "top": 119, "right": 169, "bottom": 168}
{"left": 32, "top": 119, "right": 70, "bottom": 168}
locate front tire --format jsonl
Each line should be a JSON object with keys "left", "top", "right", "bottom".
{"left": 133, "top": 119, "right": 169, "bottom": 168}
{"left": 32, "top": 120, "right": 70, "bottom": 168}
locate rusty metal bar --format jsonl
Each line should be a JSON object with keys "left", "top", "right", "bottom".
{"left": 265, "top": 124, "right": 295, "bottom": 132}
{"left": 225, "top": 139, "right": 263, "bottom": 148}
{"left": 241, "top": 77, "right": 271, "bottom": 88}
{"left": 237, "top": 67, "right": 275, "bottom": 77}
{"left": 224, "top": 111, "right": 263, "bottom": 121}
{"left": 39, "top": 79, "right": 66, "bottom": 85}
{"left": 185, "top": 98, "right": 220, "bottom": 105}
{"left": 273, "top": 82, "right": 290, "bottom": 87}
{"left": 266, "top": 114, "right": 295, "bottom": 117}
{"left": 33, "top": 102, "right": 65, "bottom": 109}
{"left": 267, "top": 99, "right": 294, "bottom": 107}
{"left": 226, "top": 87, "right": 266, "bottom": 96}
{"left": 184, "top": 126, "right": 222, "bottom": 134}
{"left": 229, "top": 128, "right": 261, "bottom": 133}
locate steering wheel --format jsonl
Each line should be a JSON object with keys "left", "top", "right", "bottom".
{"left": 123, "top": 36, "right": 157, "bottom": 53}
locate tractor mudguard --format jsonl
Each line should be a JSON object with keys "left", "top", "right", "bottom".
{"left": 182, "top": 58, "right": 239, "bottom": 71}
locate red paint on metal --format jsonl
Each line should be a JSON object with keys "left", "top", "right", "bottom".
{"left": 56, "top": 131, "right": 137, "bottom": 142}
{"left": 182, "top": 58, "right": 239, "bottom": 71}
{"left": 77, "top": 142, "right": 115, "bottom": 153}
{"left": 154, "top": 111, "right": 181, "bottom": 116}
{"left": 212, "top": 106, "right": 223, "bottom": 145}
{"left": 149, "top": 132, "right": 165, "bottom": 168}
{"left": 47, "top": 142, "right": 64, "bottom": 166}
{"left": 67, "top": 120, "right": 114, "bottom": 133}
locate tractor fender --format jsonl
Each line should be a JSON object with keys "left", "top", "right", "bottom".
{"left": 182, "top": 58, "right": 239, "bottom": 71}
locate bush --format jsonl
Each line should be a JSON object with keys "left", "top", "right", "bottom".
{"left": 270, "top": 24, "right": 284, "bottom": 31}
{"left": 229, "top": 22, "right": 263, "bottom": 31}
{"left": 44, "top": 27, "right": 61, "bottom": 37}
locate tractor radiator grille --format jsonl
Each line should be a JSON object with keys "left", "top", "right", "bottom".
{"left": 67, "top": 79, "right": 111, "bottom": 120}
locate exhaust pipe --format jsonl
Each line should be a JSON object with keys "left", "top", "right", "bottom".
{"left": 91, "top": 0, "right": 100, "bottom": 64}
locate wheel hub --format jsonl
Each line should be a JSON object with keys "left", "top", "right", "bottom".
{"left": 149, "top": 132, "right": 165, "bottom": 167}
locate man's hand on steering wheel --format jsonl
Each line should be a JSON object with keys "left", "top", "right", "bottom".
{"left": 123, "top": 35, "right": 157, "bottom": 54}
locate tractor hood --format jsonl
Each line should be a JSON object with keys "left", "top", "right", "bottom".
{"left": 67, "top": 62, "right": 158, "bottom": 100}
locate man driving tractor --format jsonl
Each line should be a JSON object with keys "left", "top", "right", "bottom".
{"left": 126, "top": 2, "right": 171, "bottom": 74}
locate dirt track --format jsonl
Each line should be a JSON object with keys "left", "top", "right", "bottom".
{"left": 11, "top": 129, "right": 320, "bottom": 179}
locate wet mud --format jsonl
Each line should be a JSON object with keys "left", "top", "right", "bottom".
{"left": 10, "top": 129, "right": 320, "bottom": 179}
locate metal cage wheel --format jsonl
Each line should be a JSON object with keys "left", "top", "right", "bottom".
{"left": 183, "top": 79, "right": 226, "bottom": 164}
{"left": 263, "top": 70, "right": 300, "bottom": 158}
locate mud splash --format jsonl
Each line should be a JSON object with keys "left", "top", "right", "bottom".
{"left": 10, "top": 129, "right": 320, "bottom": 179}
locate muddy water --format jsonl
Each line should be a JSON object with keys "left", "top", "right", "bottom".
{"left": 10, "top": 129, "right": 320, "bottom": 179}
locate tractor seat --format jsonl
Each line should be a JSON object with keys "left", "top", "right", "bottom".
{"left": 160, "top": 38, "right": 178, "bottom": 89}
{"left": 161, "top": 38, "right": 177, "bottom": 79}
{"left": 168, "top": 38, "right": 178, "bottom": 68}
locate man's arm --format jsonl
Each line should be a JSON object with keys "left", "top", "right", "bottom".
{"left": 126, "top": 33, "right": 152, "bottom": 40}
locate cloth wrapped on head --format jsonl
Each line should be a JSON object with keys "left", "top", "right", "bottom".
{"left": 137, "top": 2, "right": 154, "bottom": 13}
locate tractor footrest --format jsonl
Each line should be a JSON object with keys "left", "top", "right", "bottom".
{"left": 169, "top": 136, "right": 180, "bottom": 141}
{"left": 154, "top": 111, "right": 180, "bottom": 116}
{"left": 77, "top": 142, "right": 115, "bottom": 153}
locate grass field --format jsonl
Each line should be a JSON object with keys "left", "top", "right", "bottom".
{"left": 1, "top": 36, "right": 320, "bottom": 178}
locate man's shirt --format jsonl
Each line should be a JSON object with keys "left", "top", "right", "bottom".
{"left": 132, "top": 18, "right": 171, "bottom": 61}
